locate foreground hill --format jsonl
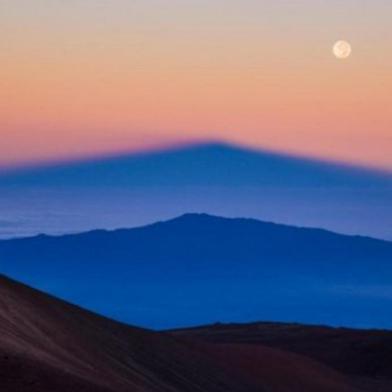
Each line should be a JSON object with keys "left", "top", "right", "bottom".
{"left": 1, "top": 214, "right": 392, "bottom": 329}
{"left": 171, "top": 322, "right": 392, "bottom": 382}
{"left": 0, "top": 274, "right": 254, "bottom": 392}
{"left": 0, "top": 274, "right": 368, "bottom": 392}
{"left": 0, "top": 143, "right": 391, "bottom": 239}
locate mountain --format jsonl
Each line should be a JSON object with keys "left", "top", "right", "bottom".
{"left": 171, "top": 321, "right": 392, "bottom": 381}
{"left": 171, "top": 321, "right": 392, "bottom": 391}
{"left": 0, "top": 142, "right": 391, "bottom": 239}
{"left": 1, "top": 214, "right": 392, "bottom": 329}
{"left": 0, "top": 274, "right": 253, "bottom": 392}
{"left": 0, "top": 274, "right": 389, "bottom": 392}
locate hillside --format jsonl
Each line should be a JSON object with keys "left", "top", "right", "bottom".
{"left": 0, "top": 275, "right": 254, "bottom": 392}
{"left": 171, "top": 321, "right": 392, "bottom": 381}
{"left": 0, "top": 274, "right": 368, "bottom": 392}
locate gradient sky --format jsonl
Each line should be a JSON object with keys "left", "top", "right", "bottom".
{"left": 1, "top": 0, "right": 391, "bottom": 169}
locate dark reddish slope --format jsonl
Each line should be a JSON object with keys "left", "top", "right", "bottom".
{"left": 0, "top": 353, "right": 113, "bottom": 392}
{"left": 0, "top": 275, "right": 254, "bottom": 392}
{"left": 0, "top": 275, "right": 378, "bottom": 392}
{"left": 186, "top": 342, "right": 359, "bottom": 392}
{"left": 171, "top": 322, "right": 392, "bottom": 390}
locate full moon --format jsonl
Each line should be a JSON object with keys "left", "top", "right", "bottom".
{"left": 333, "top": 40, "right": 352, "bottom": 59}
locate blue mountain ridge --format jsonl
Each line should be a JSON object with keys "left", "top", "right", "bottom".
{"left": 1, "top": 213, "right": 391, "bottom": 329}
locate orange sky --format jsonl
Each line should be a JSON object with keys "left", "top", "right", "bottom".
{"left": 1, "top": 1, "right": 391, "bottom": 169}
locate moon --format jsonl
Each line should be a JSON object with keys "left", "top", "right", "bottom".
{"left": 333, "top": 40, "right": 352, "bottom": 59}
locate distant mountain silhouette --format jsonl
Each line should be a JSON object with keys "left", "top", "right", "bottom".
{"left": 2, "top": 274, "right": 385, "bottom": 392}
{"left": 1, "top": 214, "right": 391, "bottom": 329}
{"left": 0, "top": 143, "right": 391, "bottom": 239}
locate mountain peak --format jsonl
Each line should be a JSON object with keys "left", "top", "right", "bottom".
{"left": 172, "top": 212, "right": 223, "bottom": 222}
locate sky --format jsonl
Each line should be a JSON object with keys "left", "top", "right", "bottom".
{"left": 1, "top": 0, "right": 391, "bottom": 169}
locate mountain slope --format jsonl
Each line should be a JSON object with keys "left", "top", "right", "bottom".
{"left": 0, "top": 143, "right": 391, "bottom": 239}
{"left": 0, "top": 274, "right": 366, "bottom": 392}
{"left": 171, "top": 321, "right": 392, "bottom": 381}
{"left": 1, "top": 214, "right": 392, "bottom": 329}
{"left": 0, "top": 275, "right": 255, "bottom": 392}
